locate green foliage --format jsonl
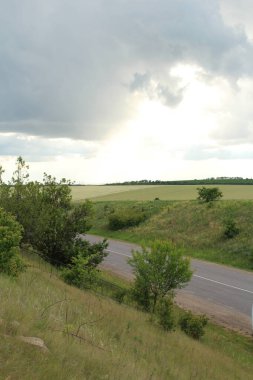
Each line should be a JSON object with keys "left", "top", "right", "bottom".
{"left": 61, "top": 255, "right": 98, "bottom": 288}
{"left": 156, "top": 297, "right": 175, "bottom": 331}
{"left": 179, "top": 311, "right": 208, "bottom": 339}
{"left": 108, "top": 209, "right": 146, "bottom": 230}
{"left": 223, "top": 218, "right": 240, "bottom": 239}
{"left": 90, "top": 200, "right": 253, "bottom": 270}
{"left": 129, "top": 240, "right": 192, "bottom": 312}
{"left": 0, "top": 158, "right": 95, "bottom": 266}
{"left": 61, "top": 239, "right": 108, "bottom": 288}
{"left": 0, "top": 208, "right": 25, "bottom": 276}
{"left": 113, "top": 288, "right": 128, "bottom": 303}
{"left": 197, "top": 186, "right": 223, "bottom": 203}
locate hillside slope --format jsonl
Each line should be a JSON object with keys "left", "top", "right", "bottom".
{"left": 90, "top": 200, "right": 253, "bottom": 269}
{"left": 0, "top": 254, "right": 253, "bottom": 379}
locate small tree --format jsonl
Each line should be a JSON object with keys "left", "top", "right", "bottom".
{"left": 61, "top": 239, "right": 108, "bottom": 288}
{"left": 197, "top": 186, "right": 223, "bottom": 203}
{"left": 129, "top": 240, "right": 192, "bottom": 312}
{"left": 0, "top": 208, "right": 25, "bottom": 276}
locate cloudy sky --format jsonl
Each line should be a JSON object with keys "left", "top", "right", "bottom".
{"left": 1, "top": 0, "right": 253, "bottom": 183}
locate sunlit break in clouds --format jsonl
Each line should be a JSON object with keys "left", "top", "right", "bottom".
{"left": 1, "top": 0, "right": 253, "bottom": 183}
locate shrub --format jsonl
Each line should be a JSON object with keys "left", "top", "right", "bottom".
{"left": 179, "top": 311, "right": 208, "bottom": 339}
{"left": 61, "top": 239, "right": 108, "bottom": 289}
{"left": 108, "top": 209, "right": 146, "bottom": 230}
{"left": 0, "top": 208, "right": 25, "bottom": 276}
{"left": 223, "top": 218, "right": 240, "bottom": 239}
{"left": 197, "top": 186, "right": 223, "bottom": 203}
{"left": 61, "top": 254, "right": 99, "bottom": 289}
{"left": 156, "top": 298, "right": 175, "bottom": 331}
{"left": 113, "top": 288, "right": 128, "bottom": 303}
{"left": 130, "top": 280, "right": 151, "bottom": 311}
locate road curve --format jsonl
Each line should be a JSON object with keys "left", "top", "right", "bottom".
{"left": 84, "top": 234, "right": 253, "bottom": 334}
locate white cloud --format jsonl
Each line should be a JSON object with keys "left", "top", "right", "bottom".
{"left": 1, "top": 0, "right": 253, "bottom": 181}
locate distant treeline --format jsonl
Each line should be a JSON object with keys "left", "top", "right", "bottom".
{"left": 105, "top": 177, "right": 253, "bottom": 186}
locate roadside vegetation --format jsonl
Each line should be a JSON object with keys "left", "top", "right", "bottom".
{"left": 0, "top": 158, "right": 108, "bottom": 280}
{"left": 1, "top": 158, "right": 253, "bottom": 378}
{"left": 89, "top": 199, "right": 253, "bottom": 270}
{"left": 0, "top": 252, "right": 253, "bottom": 380}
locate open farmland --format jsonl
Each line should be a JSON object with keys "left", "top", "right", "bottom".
{"left": 71, "top": 185, "right": 157, "bottom": 201}
{"left": 71, "top": 185, "right": 253, "bottom": 201}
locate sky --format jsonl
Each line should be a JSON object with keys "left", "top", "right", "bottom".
{"left": 1, "top": 0, "right": 253, "bottom": 183}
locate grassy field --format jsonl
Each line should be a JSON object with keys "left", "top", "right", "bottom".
{"left": 71, "top": 185, "right": 253, "bottom": 201}
{"left": 1, "top": 253, "right": 253, "bottom": 380}
{"left": 71, "top": 185, "right": 157, "bottom": 201}
{"left": 89, "top": 200, "right": 253, "bottom": 270}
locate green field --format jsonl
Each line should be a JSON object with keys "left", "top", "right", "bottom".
{"left": 71, "top": 185, "right": 157, "bottom": 201}
{"left": 71, "top": 185, "right": 253, "bottom": 201}
{"left": 1, "top": 253, "right": 253, "bottom": 380}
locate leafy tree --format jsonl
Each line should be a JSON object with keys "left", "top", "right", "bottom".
{"left": 0, "top": 157, "right": 105, "bottom": 267}
{"left": 197, "top": 186, "right": 223, "bottom": 203}
{"left": 129, "top": 240, "right": 192, "bottom": 312}
{"left": 0, "top": 208, "right": 25, "bottom": 276}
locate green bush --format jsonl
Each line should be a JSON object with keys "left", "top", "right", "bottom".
{"left": 156, "top": 298, "right": 175, "bottom": 331}
{"left": 61, "top": 254, "right": 98, "bottom": 289}
{"left": 179, "top": 311, "right": 208, "bottom": 339}
{"left": 61, "top": 239, "right": 108, "bottom": 289}
{"left": 108, "top": 209, "right": 146, "bottom": 230}
{"left": 223, "top": 218, "right": 240, "bottom": 239}
{"left": 197, "top": 186, "right": 223, "bottom": 203}
{"left": 0, "top": 208, "right": 25, "bottom": 276}
{"left": 130, "top": 280, "right": 151, "bottom": 311}
{"left": 113, "top": 288, "right": 128, "bottom": 303}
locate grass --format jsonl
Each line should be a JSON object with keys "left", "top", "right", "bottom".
{"left": 89, "top": 200, "right": 253, "bottom": 270}
{"left": 71, "top": 185, "right": 253, "bottom": 201}
{"left": 0, "top": 253, "right": 253, "bottom": 379}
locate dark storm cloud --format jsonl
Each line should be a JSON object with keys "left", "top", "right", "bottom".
{"left": 0, "top": 133, "right": 98, "bottom": 161}
{"left": 0, "top": 0, "right": 252, "bottom": 140}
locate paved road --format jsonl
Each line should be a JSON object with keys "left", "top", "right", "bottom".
{"left": 84, "top": 234, "right": 253, "bottom": 333}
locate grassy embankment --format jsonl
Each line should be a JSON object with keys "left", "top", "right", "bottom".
{"left": 89, "top": 200, "right": 253, "bottom": 270}
{"left": 1, "top": 252, "right": 253, "bottom": 380}
{"left": 71, "top": 185, "right": 253, "bottom": 270}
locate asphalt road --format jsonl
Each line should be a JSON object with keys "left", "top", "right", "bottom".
{"left": 84, "top": 234, "right": 253, "bottom": 333}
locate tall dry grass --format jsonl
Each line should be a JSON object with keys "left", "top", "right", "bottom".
{"left": 0, "top": 254, "right": 253, "bottom": 379}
